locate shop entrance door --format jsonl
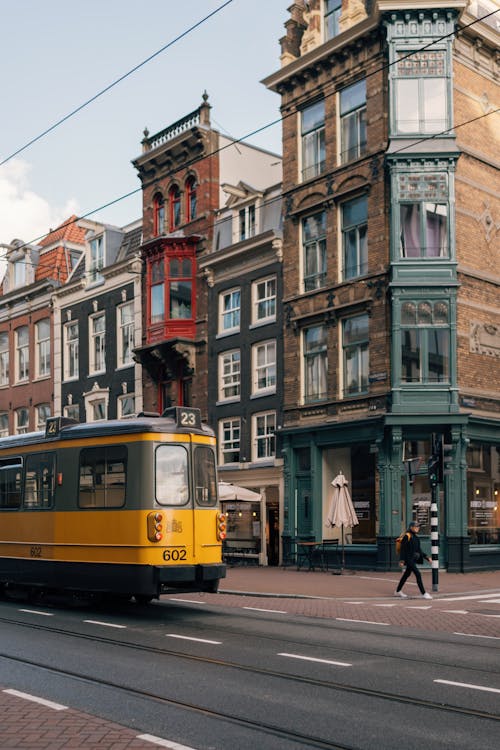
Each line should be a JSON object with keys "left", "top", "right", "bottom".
{"left": 296, "top": 478, "right": 312, "bottom": 538}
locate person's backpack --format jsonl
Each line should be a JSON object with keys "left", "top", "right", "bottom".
{"left": 395, "top": 532, "right": 410, "bottom": 557}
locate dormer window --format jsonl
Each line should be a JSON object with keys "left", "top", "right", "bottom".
{"left": 239, "top": 204, "right": 256, "bottom": 241}
{"left": 325, "top": 0, "right": 341, "bottom": 41}
{"left": 153, "top": 193, "right": 165, "bottom": 236}
{"left": 13, "top": 259, "right": 26, "bottom": 288}
{"left": 89, "top": 236, "right": 104, "bottom": 283}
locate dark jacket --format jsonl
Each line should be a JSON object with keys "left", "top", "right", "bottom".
{"left": 400, "top": 530, "right": 427, "bottom": 565}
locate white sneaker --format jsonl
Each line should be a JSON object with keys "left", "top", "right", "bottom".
{"left": 394, "top": 590, "right": 408, "bottom": 598}
{"left": 421, "top": 592, "right": 432, "bottom": 600}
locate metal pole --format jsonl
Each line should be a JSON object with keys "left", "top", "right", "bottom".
{"left": 431, "top": 483, "right": 439, "bottom": 592}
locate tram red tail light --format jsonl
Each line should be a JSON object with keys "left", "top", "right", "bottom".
{"left": 147, "top": 512, "right": 164, "bottom": 542}
{"left": 217, "top": 512, "right": 227, "bottom": 541}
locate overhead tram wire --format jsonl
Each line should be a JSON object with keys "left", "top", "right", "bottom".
{"left": 0, "top": 0, "right": 235, "bottom": 167}
{"left": 3, "top": 7, "right": 498, "bottom": 259}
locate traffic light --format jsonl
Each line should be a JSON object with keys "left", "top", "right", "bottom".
{"left": 439, "top": 438, "right": 453, "bottom": 483}
{"left": 428, "top": 453, "right": 439, "bottom": 487}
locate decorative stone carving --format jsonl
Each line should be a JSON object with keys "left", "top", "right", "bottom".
{"left": 470, "top": 322, "right": 500, "bottom": 358}
{"left": 300, "top": 0, "right": 322, "bottom": 56}
{"left": 339, "top": 0, "right": 368, "bottom": 34}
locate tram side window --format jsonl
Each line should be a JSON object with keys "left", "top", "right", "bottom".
{"left": 194, "top": 446, "right": 217, "bottom": 507}
{"left": 24, "top": 453, "right": 56, "bottom": 509}
{"left": 156, "top": 445, "right": 189, "bottom": 506}
{"left": 0, "top": 458, "right": 22, "bottom": 509}
{"left": 79, "top": 446, "right": 127, "bottom": 508}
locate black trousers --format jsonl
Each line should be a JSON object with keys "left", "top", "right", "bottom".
{"left": 397, "top": 562, "right": 426, "bottom": 594}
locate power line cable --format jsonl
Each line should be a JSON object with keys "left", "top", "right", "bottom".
{"left": 0, "top": 0, "right": 235, "bottom": 167}
{"left": 2, "top": 8, "right": 498, "bottom": 259}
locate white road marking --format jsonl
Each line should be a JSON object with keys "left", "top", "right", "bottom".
{"left": 479, "top": 598, "right": 500, "bottom": 604}
{"left": 169, "top": 598, "right": 207, "bottom": 604}
{"left": 406, "top": 605, "right": 432, "bottom": 610}
{"left": 454, "top": 632, "right": 500, "bottom": 640}
{"left": 83, "top": 620, "right": 126, "bottom": 629}
{"left": 374, "top": 604, "right": 397, "bottom": 607}
{"left": 437, "top": 593, "right": 500, "bottom": 602}
{"left": 279, "top": 652, "right": 351, "bottom": 667}
{"left": 165, "top": 634, "right": 221, "bottom": 644}
{"left": 434, "top": 679, "right": 500, "bottom": 695}
{"left": 336, "top": 618, "right": 389, "bottom": 626}
{"left": 138, "top": 734, "right": 198, "bottom": 749}
{"left": 442, "top": 610, "right": 469, "bottom": 614}
{"left": 243, "top": 606, "right": 287, "bottom": 614}
{"left": 345, "top": 601, "right": 364, "bottom": 605}
{"left": 19, "top": 609, "right": 54, "bottom": 616}
{"left": 481, "top": 614, "right": 500, "bottom": 618}
{"left": 3, "top": 689, "right": 67, "bottom": 711}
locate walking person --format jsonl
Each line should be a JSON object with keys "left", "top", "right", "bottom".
{"left": 395, "top": 521, "right": 432, "bottom": 599}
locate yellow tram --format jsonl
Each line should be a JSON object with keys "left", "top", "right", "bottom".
{"left": 0, "top": 407, "right": 226, "bottom": 602}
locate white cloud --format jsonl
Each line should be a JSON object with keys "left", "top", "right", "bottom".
{"left": 0, "top": 159, "right": 79, "bottom": 245}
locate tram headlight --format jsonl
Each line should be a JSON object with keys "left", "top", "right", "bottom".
{"left": 147, "top": 512, "right": 164, "bottom": 542}
{"left": 216, "top": 512, "right": 227, "bottom": 541}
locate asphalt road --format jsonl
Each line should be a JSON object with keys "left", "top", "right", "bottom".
{"left": 1, "top": 594, "right": 499, "bottom": 749}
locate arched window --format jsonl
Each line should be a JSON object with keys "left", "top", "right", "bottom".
{"left": 153, "top": 193, "right": 165, "bottom": 236}
{"left": 169, "top": 185, "right": 181, "bottom": 229}
{"left": 185, "top": 176, "right": 197, "bottom": 222}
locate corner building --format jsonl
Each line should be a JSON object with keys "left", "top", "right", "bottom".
{"left": 264, "top": 1, "right": 499, "bottom": 571}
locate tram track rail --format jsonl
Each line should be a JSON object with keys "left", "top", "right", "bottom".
{"left": 0, "top": 610, "right": 499, "bottom": 736}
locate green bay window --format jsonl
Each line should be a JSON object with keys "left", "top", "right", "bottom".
{"left": 401, "top": 301, "right": 450, "bottom": 383}
{"left": 394, "top": 50, "right": 448, "bottom": 134}
{"left": 398, "top": 173, "right": 449, "bottom": 258}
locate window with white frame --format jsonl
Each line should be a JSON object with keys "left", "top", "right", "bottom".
{"left": 0, "top": 332, "right": 9, "bottom": 386}
{"left": 89, "top": 313, "right": 105, "bottom": 373}
{"left": 239, "top": 204, "right": 256, "bottom": 241}
{"left": 15, "top": 407, "right": 29, "bottom": 434}
{"left": 36, "top": 404, "right": 51, "bottom": 431}
{"left": 252, "top": 411, "right": 276, "bottom": 461}
{"left": 342, "top": 195, "right": 368, "bottom": 279}
{"left": 219, "top": 289, "right": 240, "bottom": 334}
{"left": 117, "top": 394, "right": 135, "bottom": 418}
{"left": 252, "top": 276, "right": 276, "bottom": 325}
{"left": 0, "top": 412, "right": 8, "bottom": 437}
{"left": 35, "top": 318, "right": 50, "bottom": 378}
{"left": 303, "top": 211, "right": 327, "bottom": 291}
{"left": 219, "top": 418, "right": 240, "bottom": 464}
{"left": 340, "top": 79, "right": 367, "bottom": 163}
{"left": 64, "top": 404, "right": 80, "bottom": 421}
{"left": 13, "top": 258, "right": 26, "bottom": 288}
{"left": 394, "top": 50, "right": 448, "bottom": 134}
{"left": 91, "top": 399, "right": 106, "bottom": 421}
{"left": 64, "top": 321, "right": 79, "bottom": 380}
{"left": 218, "top": 350, "right": 241, "bottom": 401}
{"left": 252, "top": 340, "right": 276, "bottom": 395}
{"left": 15, "top": 326, "right": 29, "bottom": 382}
{"left": 398, "top": 173, "right": 449, "bottom": 258}
{"left": 303, "top": 325, "right": 327, "bottom": 403}
{"left": 324, "top": 0, "right": 341, "bottom": 40}
{"left": 342, "top": 314, "right": 369, "bottom": 396}
{"left": 401, "top": 300, "right": 450, "bottom": 384}
{"left": 301, "top": 100, "right": 325, "bottom": 181}
{"left": 89, "top": 236, "right": 104, "bottom": 282}
{"left": 117, "top": 302, "right": 134, "bottom": 367}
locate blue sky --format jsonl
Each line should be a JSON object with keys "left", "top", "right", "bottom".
{"left": 0, "top": 0, "right": 288, "bottom": 246}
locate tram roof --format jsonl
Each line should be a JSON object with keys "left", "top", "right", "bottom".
{"left": 0, "top": 414, "right": 215, "bottom": 451}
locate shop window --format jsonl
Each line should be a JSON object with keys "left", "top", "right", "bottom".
{"left": 467, "top": 444, "right": 500, "bottom": 545}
